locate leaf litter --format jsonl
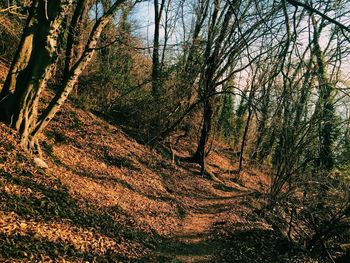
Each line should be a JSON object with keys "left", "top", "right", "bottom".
{"left": 0, "top": 97, "right": 285, "bottom": 262}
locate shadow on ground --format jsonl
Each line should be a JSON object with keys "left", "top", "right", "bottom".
{"left": 154, "top": 225, "right": 303, "bottom": 262}
{"left": 215, "top": 228, "right": 305, "bottom": 263}
{"left": 0, "top": 169, "right": 162, "bottom": 262}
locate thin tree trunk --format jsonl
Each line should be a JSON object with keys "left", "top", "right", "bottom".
{"left": 238, "top": 101, "right": 252, "bottom": 173}
{"left": 193, "top": 97, "right": 214, "bottom": 175}
{"left": 63, "top": 0, "right": 92, "bottom": 78}
{"left": 151, "top": 0, "right": 165, "bottom": 99}
{"left": 312, "top": 15, "right": 335, "bottom": 171}
{"left": 251, "top": 83, "right": 271, "bottom": 161}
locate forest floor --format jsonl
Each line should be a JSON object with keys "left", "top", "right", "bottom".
{"left": 0, "top": 95, "right": 295, "bottom": 262}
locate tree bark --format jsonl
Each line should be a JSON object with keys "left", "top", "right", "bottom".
{"left": 193, "top": 96, "right": 214, "bottom": 175}
{"left": 32, "top": 4, "right": 121, "bottom": 139}
{"left": 312, "top": 15, "right": 336, "bottom": 171}
{"left": 63, "top": 0, "right": 93, "bottom": 78}
{"left": 0, "top": 0, "right": 72, "bottom": 152}
{"left": 0, "top": 0, "right": 126, "bottom": 155}
{"left": 151, "top": 0, "right": 165, "bottom": 99}
{"left": 0, "top": 1, "right": 37, "bottom": 123}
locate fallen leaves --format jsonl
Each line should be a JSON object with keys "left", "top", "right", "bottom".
{"left": 0, "top": 210, "right": 119, "bottom": 254}
{"left": 0, "top": 97, "right": 275, "bottom": 262}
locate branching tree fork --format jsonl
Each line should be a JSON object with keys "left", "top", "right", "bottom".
{"left": 0, "top": 0, "right": 127, "bottom": 157}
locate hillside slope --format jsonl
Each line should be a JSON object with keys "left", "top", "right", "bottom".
{"left": 0, "top": 98, "right": 291, "bottom": 262}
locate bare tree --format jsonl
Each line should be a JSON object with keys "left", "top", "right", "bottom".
{"left": 188, "top": 0, "right": 281, "bottom": 176}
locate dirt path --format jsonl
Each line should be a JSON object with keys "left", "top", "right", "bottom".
{"left": 155, "top": 179, "right": 246, "bottom": 263}
{"left": 157, "top": 212, "right": 223, "bottom": 262}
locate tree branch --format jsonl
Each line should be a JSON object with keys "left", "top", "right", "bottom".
{"left": 286, "top": 0, "right": 350, "bottom": 34}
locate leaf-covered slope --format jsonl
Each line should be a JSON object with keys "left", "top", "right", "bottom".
{"left": 0, "top": 121, "right": 158, "bottom": 262}
{"left": 0, "top": 98, "right": 276, "bottom": 262}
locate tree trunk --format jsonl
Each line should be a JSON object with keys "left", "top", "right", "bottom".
{"left": 151, "top": 0, "right": 165, "bottom": 99}
{"left": 0, "top": 0, "right": 125, "bottom": 155}
{"left": 63, "top": 0, "right": 92, "bottom": 78}
{"left": 0, "top": 0, "right": 72, "bottom": 153}
{"left": 312, "top": 16, "right": 336, "bottom": 171}
{"left": 0, "top": 1, "right": 37, "bottom": 123}
{"left": 31, "top": 0, "right": 126, "bottom": 140}
{"left": 193, "top": 97, "right": 214, "bottom": 175}
{"left": 251, "top": 83, "right": 271, "bottom": 161}
{"left": 238, "top": 100, "right": 252, "bottom": 173}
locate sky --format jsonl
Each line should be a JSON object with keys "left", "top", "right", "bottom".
{"left": 129, "top": 0, "right": 350, "bottom": 86}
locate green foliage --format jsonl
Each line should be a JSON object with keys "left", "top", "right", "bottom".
{"left": 217, "top": 93, "right": 235, "bottom": 144}
{"left": 232, "top": 94, "right": 248, "bottom": 148}
{"left": 338, "top": 141, "right": 350, "bottom": 168}
{"left": 318, "top": 95, "right": 338, "bottom": 170}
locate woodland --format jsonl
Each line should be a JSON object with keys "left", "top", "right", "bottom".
{"left": 0, "top": 0, "right": 350, "bottom": 262}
